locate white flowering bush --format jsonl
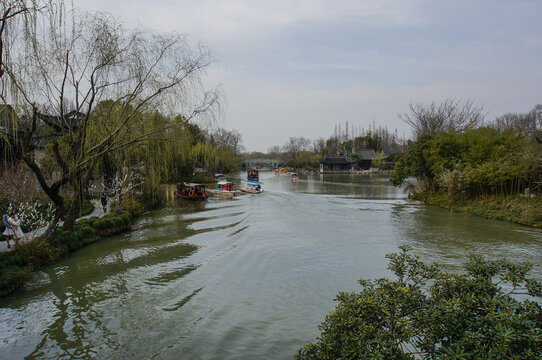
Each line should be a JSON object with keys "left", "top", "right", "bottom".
{"left": 6, "top": 201, "right": 55, "bottom": 232}
{"left": 103, "top": 172, "right": 142, "bottom": 212}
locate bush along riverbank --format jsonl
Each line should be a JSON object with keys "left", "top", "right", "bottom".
{"left": 0, "top": 207, "right": 135, "bottom": 297}
{"left": 390, "top": 128, "right": 542, "bottom": 228}
{"left": 412, "top": 191, "right": 542, "bottom": 227}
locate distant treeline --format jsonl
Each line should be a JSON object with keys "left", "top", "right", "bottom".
{"left": 246, "top": 124, "right": 407, "bottom": 169}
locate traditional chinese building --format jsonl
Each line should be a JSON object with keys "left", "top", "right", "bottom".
{"left": 319, "top": 156, "right": 354, "bottom": 173}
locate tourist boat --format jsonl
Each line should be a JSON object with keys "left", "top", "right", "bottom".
{"left": 247, "top": 169, "right": 259, "bottom": 181}
{"left": 214, "top": 173, "right": 226, "bottom": 181}
{"left": 210, "top": 181, "right": 237, "bottom": 197}
{"left": 291, "top": 172, "right": 298, "bottom": 179}
{"left": 174, "top": 183, "right": 208, "bottom": 201}
{"left": 238, "top": 180, "right": 263, "bottom": 194}
{"left": 279, "top": 168, "right": 288, "bottom": 174}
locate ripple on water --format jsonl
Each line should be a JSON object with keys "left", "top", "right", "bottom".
{"left": 1, "top": 174, "right": 541, "bottom": 360}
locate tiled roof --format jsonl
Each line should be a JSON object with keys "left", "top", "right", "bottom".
{"left": 320, "top": 156, "right": 354, "bottom": 164}
{"left": 352, "top": 149, "right": 377, "bottom": 159}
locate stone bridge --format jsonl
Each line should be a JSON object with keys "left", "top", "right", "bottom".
{"left": 242, "top": 159, "right": 281, "bottom": 169}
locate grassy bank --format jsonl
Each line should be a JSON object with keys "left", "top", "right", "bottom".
{"left": 413, "top": 191, "right": 542, "bottom": 227}
{"left": 0, "top": 196, "right": 147, "bottom": 296}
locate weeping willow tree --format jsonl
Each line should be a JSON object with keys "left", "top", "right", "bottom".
{"left": 89, "top": 106, "right": 242, "bottom": 204}
{"left": 0, "top": 3, "right": 220, "bottom": 239}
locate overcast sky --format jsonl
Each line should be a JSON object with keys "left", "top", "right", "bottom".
{"left": 74, "top": 0, "right": 542, "bottom": 152}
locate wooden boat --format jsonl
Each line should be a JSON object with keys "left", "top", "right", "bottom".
{"left": 174, "top": 182, "right": 208, "bottom": 201}
{"left": 238, "top": 180, "right": 263, "bottom": 194}
{"left": 247, "top": 169, "right": 259, "bottom": 181}
{"left": 210, "top": 181, "right": 237, "bottom": 197}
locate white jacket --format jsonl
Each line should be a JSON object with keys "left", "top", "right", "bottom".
{"left": 7, "top": 216, "right": 25, "bottom": 239}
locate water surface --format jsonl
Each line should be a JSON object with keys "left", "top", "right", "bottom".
{"left": 1, "top": 173, "right": 541, "bottom": 359}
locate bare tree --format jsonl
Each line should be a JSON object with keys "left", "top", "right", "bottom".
{"left": 312, "top": 137, "right": 326, "bottom": 155}
{"left": 211, "top": 128, "right": 243, "bottom": 152}
{"left": 399, "top": 99, "right": 484, "bottom": 138}
{"left": 0, "top": 6, "right": 219, "bottom": 238}
{"left": 492, "top": 113, "right": 530, "bottom": 134}
{"left": 491, "top": 104, "right": 542, "bottom": 142}
{"left": 283, "top": 136, "right": 311, "bottom": 168}
{"left": 283, "top": 136, "right": 311, "bottom": 155}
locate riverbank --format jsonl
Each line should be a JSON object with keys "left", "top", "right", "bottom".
{"left": 412, "top": 191, "right": 542, "bottom": 227}
{"left": 0, "top": 199, "right": 136, "bottom": 296}
{"left": 0, "top": 199, "right": 106, "bottom": 253}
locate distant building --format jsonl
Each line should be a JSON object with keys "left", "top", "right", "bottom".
{"left": 350, "top": 149, "right": 377, "bottom": 170}
{"left": 319, "top": 156, "right": 354, "bottom": 173}
{"left": 344, "top": 148, "right": 407, "bottom": 170}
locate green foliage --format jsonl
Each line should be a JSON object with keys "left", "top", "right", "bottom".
{"left": 296, "top": 246, "right": 542, "bottom": 360}
{"left": 414, "top": 192, "right": 542, "bottom": 227}
{"left": 79, "top": 200, "right": 95, "bottom": 217}
{"left": 371, "top": 150, "right": 386, "bottom": 168}
{"left": 88, "top": 106, "right": 242, "bottom": 200}
{"left": 121, "top": 196, "right": 144, "bottom": 217}
{"left": 0, "top": 253, "right": 31, "bottom": 292}
{"left": 390, "top": 128, "right": 538, "bottom": 197}
{"left": 91, "top": 211, "right": 131, "bottom": 236}
{"left": 191, "top": 172, "right": 215, "bottom": 183}
{"left": 353, "top": 132, "right": 383, "bottom": 152}
{"left": 0, "top": 263, "right": 31, "bottom": 295}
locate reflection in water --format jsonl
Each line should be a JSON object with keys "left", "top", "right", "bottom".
{"left": 0, "top": 173, "right": 540, "bottom": 359}
{"left": 390, "top": 200, "right": 542, "bottom": 273}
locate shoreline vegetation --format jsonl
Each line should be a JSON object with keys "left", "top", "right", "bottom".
{"left": 0, "top": 195, "right": 146, "bottom": 297}
{"left": 296, "top": 247, "right": 542, "bottom": 359}
{"left": 389, "top": 110, "right": 541, "bottom": 231}
{"left": 411, "top": 191, "right": 542, "bottom": 228}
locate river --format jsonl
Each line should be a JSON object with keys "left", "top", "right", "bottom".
{"left": 1, "top": 172, "right": 541, "bottom": 359}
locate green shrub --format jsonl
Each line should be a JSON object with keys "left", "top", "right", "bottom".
{"left": 81, "top": 235, "right": 100, "bottom": 246}
{"left": 16, "top": 238, "right": 62, "bottom": 267}
{"left": 79, "top": 199, "right": 95, "bottom": 216}
{"left": 0, "top": 265, "right": 32, "bottom": 294}
{"left": 122, "top": 196, "right": 144, "bottom": 217}
{"left": 297, "top": 247, "right": 542, "bottom": 360}
{"left": 1, "top": 198, "right": 137, "bottom": 296}
{"left": 118, "top": 211, "right": 131, "bottom": 225}
{"left": 74, "top": 217, "right": 97, "bottom": 237}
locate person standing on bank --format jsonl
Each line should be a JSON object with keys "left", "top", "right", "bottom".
{"left": 3, "top": 212, "right": 12, "bottom": 249}
{"left": 100, "top": 189, "right": 108, "bottom": 214}
{"left": 5, "top": 212, "right": 24, "bottom": 249}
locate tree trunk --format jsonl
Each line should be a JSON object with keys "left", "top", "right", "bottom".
{"left": 63, "top": 195, "right": 79, "bottom": 232}
{"left": 63, "top": 180, "right": 81, "bottom": 232}
{"left": 46, "top": 196, "right": 65, "bottom": 241}
{"left": 21, "top": 154, "right": 68, "bottom": 241}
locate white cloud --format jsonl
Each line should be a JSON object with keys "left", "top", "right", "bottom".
{"left": 72, "top": 0, "right": 542, "bottom": 152}
{"left": 76, "top": 0, "right": 424, "bottom": 42}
